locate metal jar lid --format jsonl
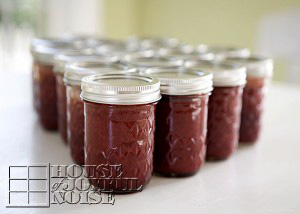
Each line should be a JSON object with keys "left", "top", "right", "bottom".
{"left": 80, "top": 73, "right": 161, "bottom": 105}
{"left": 225, "top": 55, "right": 273, "bottom": 78}
{"left": 196, "top": 44, "right": 250, "bottom": 59}
{"left": 184, "top": 60, "right": 246, "bottom": 87}
{"left": 54, "top": 50, "right": 119, "bottom": 74}
{"left": 95, "top": 41, "right": 140, "bottom": 57}
{"left": 127, "top": 37, "right": 180, "bottom": 50}
{"left": 64, "top": 61, "right": 134, "bottom": 86}
{"left": 121, "top": 52, "right": 183, "bottom": 71}
{"left": 142, "top": 66, "right": 213, "bottom": 95}
{"left": 31, "top": 38, "right": 79, "bottom": 65}
{"left": 158, "top": 46, "right": 215, "bottom": 61}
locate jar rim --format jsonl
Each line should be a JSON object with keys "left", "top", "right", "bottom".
{"left": 54, "top": 51, "right": 119, "bottom": 74}
{"left": 95, "top": 42, "right": 140, "bottom": 57}
{"left": 31, "top": 38, "right": 79, "bottom": 65}
{"left": 184, "top": 59, "right": 246, "bottom": 87}
{"left": 196, "top": 44, "right": 250, "bottom": 58}
{"left": 126, "top": 37, "right": 180, "bottom": 49}
{"left": 143, "top": 66, "right": 213, "bottom": 95}
{"left": 121, "top": 52, "right": 183, "bottom": 71}
{"left": 80, "top": 73, "right": 161, "bottom": 105}
{"left": 158, "top": 46, "right": 215, "bottom": 61}
{"left": 225, "top": 55, "right": 273, "bottom": 78}
{"left": 64, "top": 62, "right": 132, "bottom": 86}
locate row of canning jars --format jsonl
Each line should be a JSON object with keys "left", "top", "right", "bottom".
{"left": 31, "top": 36, "right": 273, "bottom": 192}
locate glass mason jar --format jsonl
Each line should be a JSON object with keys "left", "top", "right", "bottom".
{"left": 81, "top": 73, "right": 161, "bottom": 192}
{"left": 121, "top": 51, "right": 183, "bottom": 72}
{"left": 143, "top": 67, "right": 213, "bottom": 176}
{"left": 185, "top": 60, "right": 246, "bottom": 160}
{"left": 31, "top": 38, "right": 76, "bottom": 130}
{"left": 196, "top": 44, "right": 250, "bottom": 61}
{"left": 226, "top": 56, "right": 273, "bottom": 143}
{"left": 64, "top": 61, "right": 133, "bottom": 165}
{"left": 53, "top": 51, "right": 118, "bottom": 143}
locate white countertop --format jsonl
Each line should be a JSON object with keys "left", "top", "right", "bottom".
{"left": 1, "top": 74, "right": 300, "bottom": 214}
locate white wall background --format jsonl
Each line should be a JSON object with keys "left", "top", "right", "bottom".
{"left": 40, "top": 0, "right": 104, "bottom": 37}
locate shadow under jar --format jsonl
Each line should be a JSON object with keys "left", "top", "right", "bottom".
{"left": 185, "top": 60, "right": 246, "bottom": 160}
{"left": 142, "top": 67, "right": 213, "bottom": 176}
{"left": 81, "top": 73, "right": 161, "bottom": 193}
{"left": 64, "top": 61, "right": 133, "bottom": 165}
{"left": 54, "top": 50, "right": 118, "bottom": 144}
{"left": 226, "top": 56, "right": 273, "bottom": 144}
{"left": 31, "top": 38, "right": 77, "bottom": 130}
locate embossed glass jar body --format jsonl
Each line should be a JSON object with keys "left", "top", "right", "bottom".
{"left": 206, "top": 86, "right": 243, "bottom": 159}
{"left": 154, "top": 94, "right": 209, "bottom": 176}
{"left": 84, "top": 102, "right": 157, "bottom": 191}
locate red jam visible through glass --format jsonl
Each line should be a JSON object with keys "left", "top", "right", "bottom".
{"left": 154, "top": 94, "right": 209, "bottom": 176}
{"left": 33, "top": 62, "right": 58, "bottom": 130}
{"left": 239, "top": 77, "right": 266, "bottom": 143}
{"left": 84, "top": 101, "right": 157, "bottom": 192}
{"left": 206, "top": 86, "right": 243, "bottom": 160}
{"left": 67, "top": 86, "right": 85, "bottom": 165}
{"left": 56, "top": 74, "right": 67, "bottom": 143}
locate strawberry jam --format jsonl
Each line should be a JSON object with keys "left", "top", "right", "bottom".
{"left": 143, "top": 67, "right": 213, "bottom": 176}
{"left": 184, "top": 60, "right": 246, "bottom": 160}
{"left": 64, "top": 62, "right": 132, "bottom": 165}
{"left": 81, "top": 73, "right": 161, "bottom": 192}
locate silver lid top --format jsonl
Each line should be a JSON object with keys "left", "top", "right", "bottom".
{"left": 197, "top": 44, "right": 250, "bottom": 59}
{"left": 64, "top": 61, "right": 133, "bottom": 86}
{"left": 142, "top": 66, "right": 213, "bottom": 95}
{"left": 225, "top": 55, "right": 273, "bottom": 78}
{"left": 95, "top": 42, "right": 140, "bottom": 57}
{"left": 184, "top": 60, "right": 246, "bottom": 87}
{"left": 158, "top": 46, "right": 215, "bottom": 61}
{"left": 127, "top": 37, "right": 180, "bottom": 49}
{"left": 81, "top": 73, "right": 161, "bottom": 105}
{"left": 121, "top": 52, "right": 183, "bottom": 71}
{"left": 54, "top": 50, "right": 119, "bottom": 74}
{"left": 31, "top": 38, "right": 78, "bottom": 65}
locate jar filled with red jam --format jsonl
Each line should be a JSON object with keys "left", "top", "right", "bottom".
{"left": 64, "top": 62, "right": 133, "bottom": 165}
{"left": 226, "top": 56, "right": 273, "bottom": 143}
{"left": 143, "top": 67, "right": 213, "bottom": 176}
{"left": 81, "top": 73, "right": 161, "bottom": 192}
{"left": 31, "top": 39, "right": 77, "bottom": 130}
{"left": 121, "top": 51, "right": 183, "bottom": 72}
{"left": 185, "top": 60, "right": 246, "bottom": 160}
{"left": 54, "top": 51, "right": 118, "bottom": 143}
